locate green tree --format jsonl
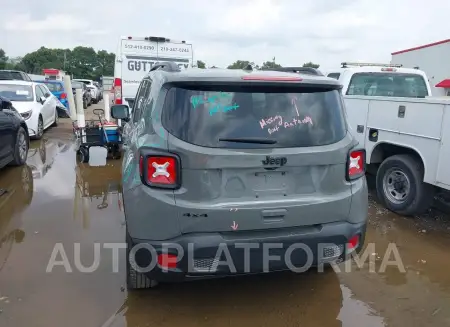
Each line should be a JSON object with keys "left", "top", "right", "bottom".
{"left": 261, "top": 57, "right": 282, "bottom": 70}
{"left": 227, "top": 60, "right": 255, "bottom": 69}
{"left": 303, "top": 62, "right": 320, "bottom": 69}
{"left": 196, "top": 60, "right": 206, "bottom": 69}
{"left": 16, "top": 46, "right": 115, "bottom": 79}
{"left": 0, "top": 49, "right": 8, "bottom": 69}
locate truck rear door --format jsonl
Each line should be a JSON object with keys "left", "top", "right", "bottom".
{"left": 120, "top": 37, "right": 193, "bottom": 107}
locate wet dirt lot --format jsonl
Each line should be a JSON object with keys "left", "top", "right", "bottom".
{"left": 1, "top": 119, "right": 450, "bottom": 327}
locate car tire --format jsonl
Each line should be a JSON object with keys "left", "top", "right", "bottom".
{"left": 126, "top": 230, "right": 158, "bottom": 290}
{"left": 376, "top": 154, "right": 435, "bottom": 216}
{"left": 83, "top": 99, "right": 87, "bottom": 110}
{"left": 10, "top": 127, "right": 29, "bottom": 166}
{"left": 51, "top": 108, "right": 58, "bottom": 127}
{"left": 32, "top": 115, "right": 44, "bottom": 140}
{"left": 76, "top": 147, "right": 89, "bottom": 163}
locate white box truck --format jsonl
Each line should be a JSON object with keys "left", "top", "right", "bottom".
{"left": 112, "top": 36, "right": 193, "bottom": 108}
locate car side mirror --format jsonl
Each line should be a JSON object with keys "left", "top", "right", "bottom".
{"left": 111, "top": 104, "right": 130, "bottom": 122}
{"left": 39, "top": 96, "right": 46, "bottom": 104}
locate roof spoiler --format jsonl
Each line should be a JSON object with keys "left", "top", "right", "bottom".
{"left": 260, "top": 66, "right": 323, "bottom": 76}
{"left": 150, "top": 62, "right": 181, "bottom": 73}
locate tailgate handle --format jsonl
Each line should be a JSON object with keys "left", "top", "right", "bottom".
{"left": 262, "top": 209, "right": 287, "bottom": 219}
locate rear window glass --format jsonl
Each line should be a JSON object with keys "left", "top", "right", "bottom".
{"left": 346, "top": 73, "right": 429, "bottom": 97}
{"left": 72, "top": 82, "right": 84, "bottom": 89}
{"left": 44, "top": 82, "right": 63, "bottom": 92}
{"left": 162, "top": 86, "right": 347, "bottom": 148}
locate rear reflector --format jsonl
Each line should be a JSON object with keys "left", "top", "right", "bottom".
{"left": 347, "top": 149, "right": 365, "bottom": 181}
{"left": 139, "top": 150, "right": 181, "bottom": 189}
{"left": 113, "top": 78, "right": 122, "bottom": 104}
{"left": 347, "top": 235, "right": 360, "bottom": 253}
{"left": 241, "top": 76, "right": 302, "bottom": 81}
{"left": 157, "top": 254, "right": 178, "bottom": 269}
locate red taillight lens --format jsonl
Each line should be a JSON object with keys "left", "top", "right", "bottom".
{"left": 381, "top": 67, "right": 396, "bottom": 72}
{"left": 139, "top": 151, "right": 181, "bottom": 189}
{"left": 347, "top": 149, "right": 365, "bottom": 181}
{"left": 147, "top": 156, "right": 177, "bottom": 185}
{"left": 113, "top": 78, "right": 122, "bottom": 104}
{"left": 157, "top": 254, "right": 177, "bottom": 269}
{"left": 60, "top": 92, "right": 67, "bottom": 99}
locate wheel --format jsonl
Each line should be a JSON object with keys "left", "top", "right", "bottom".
{"left": 76, "top": 147, "right": 90, "bottom": 163}
{"left": 10, "top": 127, "right": 29, "bottom": 166}
{"left": 376, "top": 154, "right": 435, "bottom": 216}
{"left": 83, "top": 99, "right": 87, "bottom": 109}
{"left": 32, "top": 115, "right": 44, "bottom": 140}
{"left": 51, "top": 108, "right": 58, "bottom": 127}
{"left": 126, "top": 230, "right": 158, "bottom": 290}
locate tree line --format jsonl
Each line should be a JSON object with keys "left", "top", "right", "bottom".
{"left": 0, "top": 46, "right": 115, "bottom": 81}
{"left": 0, "top": 47, "right": 320, "bottom": 81}
{"left": 197, "top": 57, "right": 320, "bottom": 70}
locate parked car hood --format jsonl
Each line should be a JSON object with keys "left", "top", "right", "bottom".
{"left": 10, "top": 101, "right": 34, "bottom": 114}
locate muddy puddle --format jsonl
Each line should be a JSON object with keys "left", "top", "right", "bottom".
{"left": 0, "top": 136, "right": 450, "bottom": 327}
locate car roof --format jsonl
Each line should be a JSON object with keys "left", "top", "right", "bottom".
{"left": 149, "top": 68, "right": 341, "bottom": 87}
{"left": 328, "top": 66, "right": 427, "bottom": 75}
{"left": 0, "top": 80, "right": 35, "bottom": 86}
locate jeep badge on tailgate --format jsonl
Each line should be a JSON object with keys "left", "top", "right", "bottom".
{"left": 262, "top": 156, "right": 287, "bottom": 166}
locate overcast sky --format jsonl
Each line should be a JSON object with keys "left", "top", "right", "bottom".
{"left": 1, "top": 0, "right": 449, "bottom": 71}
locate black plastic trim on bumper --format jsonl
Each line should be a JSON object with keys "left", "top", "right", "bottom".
{"left": 128, "top": 221, "right": 367, "bottom": 282}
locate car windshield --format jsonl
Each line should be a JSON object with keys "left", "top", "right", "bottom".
{"left": 44, "top": 82, "right": 63, "bottom": 92}
{"left": 162, "top": 85, "right": 347, "bottom": 148}
{"left": 0, "top": 84, "right": 33, "bottom": 101}
{"left": 346, "top": 73, "right": 429, "bottom": 97}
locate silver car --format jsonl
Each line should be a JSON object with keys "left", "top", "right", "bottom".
{"left": 111, "top": 62, "right": 368, "bottom": 290}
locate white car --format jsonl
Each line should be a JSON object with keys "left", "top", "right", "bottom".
{"left": 0, "top": 80, "right": 58, "bottom": 139}
{"left": 73, "top": 79, "right": 100, "bottom": 104}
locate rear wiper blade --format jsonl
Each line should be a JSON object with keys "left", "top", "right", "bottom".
{"left": 218, "top": 137, "right": 277, "bottom": 144}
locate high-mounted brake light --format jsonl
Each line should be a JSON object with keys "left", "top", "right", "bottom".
{"left": 381, "top": 67, "right": 397, "bottom": 72}
{"left": 241, "top": 76, "right": 302, "bottom": 81}
{"left": 113, "top": 78, "right": 122, "bottom": 104}
{"left": 139, "top": 150, "right": 181, "bottom": 189}
{"left": 346, "top": 149, "right": 365, "bottom": 181}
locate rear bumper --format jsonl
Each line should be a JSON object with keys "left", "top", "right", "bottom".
{"left": 129, "top": 221, "right": 367, "bottom": 282}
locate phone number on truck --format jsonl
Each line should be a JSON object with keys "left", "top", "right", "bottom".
{"left": 124, "top": 44, "right": 155, "bottom": 50}
{"left": 160, "top": 46, "right": 190, "bottom": 53}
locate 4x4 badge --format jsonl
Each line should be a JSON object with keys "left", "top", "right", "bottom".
{"left": 262, "top": 156, "right": 287, "bottom": 166}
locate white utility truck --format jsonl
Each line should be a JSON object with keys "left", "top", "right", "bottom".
{"left": 326, "top": 62, "right": 450, "bottom": 216}
{"left": 112, "top": 36, "right": 194, "bottom": 108}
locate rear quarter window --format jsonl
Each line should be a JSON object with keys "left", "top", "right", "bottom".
{"left": 162, "top": 85, "right": 347, "bottom": 148}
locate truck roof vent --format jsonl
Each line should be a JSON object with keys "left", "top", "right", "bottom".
{"left": 150, "top": 62, "right": 181, "bottom": 73}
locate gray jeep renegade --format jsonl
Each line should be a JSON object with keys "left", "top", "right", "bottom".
{"left": 111, "top": 63, "right": 368, "bottom": 289}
